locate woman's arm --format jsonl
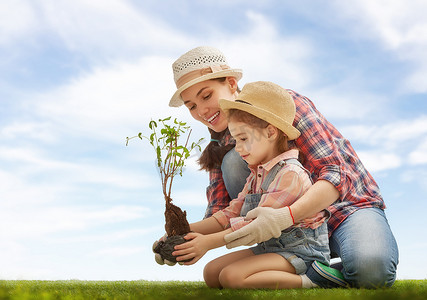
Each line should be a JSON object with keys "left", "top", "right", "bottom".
{"left": 290, "top": 179, "right": 339, "bottom": 222}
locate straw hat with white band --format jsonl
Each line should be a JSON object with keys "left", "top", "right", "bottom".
{"left": 219, "top": 81, "right": 301, "bottom": 140}
{"left": 169, "top": 46, "right": 243, "bottom": 107}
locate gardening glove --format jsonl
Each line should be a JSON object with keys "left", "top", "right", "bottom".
{"left": 152, "top": 234, "right": 179, "bottom": 266}
{"left": 224, "top": 206, "right": 294, "bottom": 249}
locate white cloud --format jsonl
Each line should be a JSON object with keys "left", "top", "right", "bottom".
{"left": 218, "top": 11, "right": 313, "bottom": 91}
{"left": 337, "top": 115, "right": 427, "bottom": 172}
{"left": 305, "top": 87, "right": 388, "bottom": 121}
{"left": 357, "top": 151, "right": 402, "bottom": 173}
{"left": 0, "top": 204, "right": 149, "bottom": 239}
{"left": 1, "top": 121, "right": 57, "bottom": 143}
{"left": 409, "top": 139, "right": 427, "bottom": 164}
{"left": 0, "top": 145, "right": 154, "bottom": 190}
{"left": 331, "top": 0, "right": 427, "bottom": 93}
{"left": 345, "top": 0, "right": 427, "bottom": 50}
{"left": 173, "top": 189, "right": 208, "bottom": 208}
{"left": 400, "top": 168, "right": 427, "bottom": 192}
{"left": 341, "top": 116, "right": 427, "bottom": 149}
{"left": 30, "top": 56, "right": 190, "bottom": 142}
{"left": 0, "top": 0, "right": 37, "bottom": 45}
{"left": 95, "top": 246, "right": 147, "bottom": 257}
{"left": 37, "top": 0, "right": 191, "bottom": 58}
{"left": 56, "top": 227, "right": 159, "bottom": 244}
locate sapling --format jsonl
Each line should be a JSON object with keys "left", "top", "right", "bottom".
{"left": 126, "top": 117, "right": 203, "bottom": 264}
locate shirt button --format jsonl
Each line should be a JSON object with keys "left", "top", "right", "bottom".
{"left": 258, "top": 174, "right": 262, "bottom": 177}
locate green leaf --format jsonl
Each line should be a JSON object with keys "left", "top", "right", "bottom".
{"left": 149, "top": 120, "right": 157, "bottom": 130}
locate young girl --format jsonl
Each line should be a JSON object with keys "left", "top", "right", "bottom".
{"left": 154, "top": 46, "right": 398, "bottom": 288}
{"left": 172, "top": 81, "right": 331, "bottom": 289}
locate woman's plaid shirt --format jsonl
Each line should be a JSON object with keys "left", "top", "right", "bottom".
{"left": 204, "top": 89, "right": 385, "bottom": 235}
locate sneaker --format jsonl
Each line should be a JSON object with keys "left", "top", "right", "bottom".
{"left": 306, "top": 261, "right": 349, "bottom": 288}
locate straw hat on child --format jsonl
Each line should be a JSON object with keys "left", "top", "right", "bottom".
{"left": 169, "top": 46, "right": 243, "bottom": 107}
{"left": 219, "top": 81, "right": 301, "bottom": 140}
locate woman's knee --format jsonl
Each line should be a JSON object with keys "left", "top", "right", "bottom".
{"left": 332, "top": 208, "right": 399, "bottom": 288}
{"left": 344, "top": 252, "right": 397, "bottom": 288}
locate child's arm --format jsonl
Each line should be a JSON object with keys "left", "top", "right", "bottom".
{"left": 173, "top": 228, "right": 233, "bottom": 265}
{"left": 189, "top": 216, "right": 224, "bottom": 234}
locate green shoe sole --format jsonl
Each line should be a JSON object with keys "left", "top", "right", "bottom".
{"left": 312, "top": 261, "right": 348, "bottom": 287}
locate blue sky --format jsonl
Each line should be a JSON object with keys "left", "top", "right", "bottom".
{"left": 1, "top": 0, "right": 426, "bottom": 281}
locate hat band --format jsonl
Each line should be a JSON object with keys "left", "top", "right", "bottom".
{"left": 235, "top": 100, "right": 252, "bottom": 105}
{"left": 175, "top": 64, "right": 230, "bottom": 88}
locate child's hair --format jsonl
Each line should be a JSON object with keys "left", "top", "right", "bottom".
{"left": 227, "top": 109, "right": 306, "bottom": 164}
{"left": 227, "top": 109, "right": 290, "bottom": 153}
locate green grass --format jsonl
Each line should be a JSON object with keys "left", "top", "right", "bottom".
{"left": 0, "top": 280, "right": 426, "bottom": 300}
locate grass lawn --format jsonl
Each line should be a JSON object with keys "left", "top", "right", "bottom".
{"left": 0, "top": 280, "right": 426, "bottom": 300}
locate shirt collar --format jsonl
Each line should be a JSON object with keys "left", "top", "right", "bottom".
{"left": 249, "top": 149, "right": 300, "bottom": 172}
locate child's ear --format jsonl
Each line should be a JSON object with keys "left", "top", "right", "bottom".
{"left": 266, "top": 125, "right": 279, "bottom": 139}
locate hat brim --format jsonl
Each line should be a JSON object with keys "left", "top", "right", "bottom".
{"left": 169, "top": 69, "right": 243, "bottom": 107}
{"left": 219, "top": 98, "right": 301, "bottom": 140}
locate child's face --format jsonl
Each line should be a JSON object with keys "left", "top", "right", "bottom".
{"left": 180, "top": 78, "right": 237, "bottom": 133}
{"left": 229, "top": 120, "right": 279, "bottom": 166}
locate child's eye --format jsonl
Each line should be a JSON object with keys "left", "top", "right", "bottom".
{"left": 240, "top": 137, "right": 247, "bottom": 142}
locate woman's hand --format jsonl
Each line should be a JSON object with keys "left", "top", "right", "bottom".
{"left": 152, "top": 234, "right": 178, "bottom": 266}
{"left": 172, "top": 232, "right": 211, "bottom": 265}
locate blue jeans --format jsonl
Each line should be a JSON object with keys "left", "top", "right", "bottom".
{"left": 221, "top": 148, "right": 250, "bottom": 200}
{"left": 221, "top": 149, "right": 399, "bottom": 288}
{"left": 328, "top": 207, "right": 399, "bottom": 288}
{"left": 251, "top": 224, "right": 330, "bottom": 275}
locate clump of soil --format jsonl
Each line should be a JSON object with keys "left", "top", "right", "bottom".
{"left": 164, "top": 197, "right": 190, "bottom": 236}
{"left": 153, "top": 197, "right": 191, "bottom": 263}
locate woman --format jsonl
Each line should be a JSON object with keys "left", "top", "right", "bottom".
{"left": 156, "top": 46, "right": 398, "bottom": 288}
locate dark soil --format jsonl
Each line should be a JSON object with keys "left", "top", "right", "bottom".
{"left": 153, "top": 235, "right": 192, "bottom": 263}
{"left": 164, "top": 197, "right": 190, "bottom": 236}
{"left": 155, "top": 196, "right": 191, "bottom": 263}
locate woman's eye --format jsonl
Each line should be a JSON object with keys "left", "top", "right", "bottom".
{"left": 203, "top": 93, "right": 212, "bottom": 100}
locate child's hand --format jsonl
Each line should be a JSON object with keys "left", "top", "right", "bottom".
{"left": 172, "top": 232, "right": 211, "bottom": 265}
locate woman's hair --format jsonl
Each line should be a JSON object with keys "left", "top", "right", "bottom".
{"left": 197, "top": 128, "right": 235, "bottom": 171}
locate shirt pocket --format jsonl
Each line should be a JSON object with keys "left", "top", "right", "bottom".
{"left": 240, "top": 193, "right": 261, "bottom": 217}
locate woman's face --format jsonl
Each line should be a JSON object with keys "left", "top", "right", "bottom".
{"left": 180, "top": 77, "right": 238, "bottom": 132}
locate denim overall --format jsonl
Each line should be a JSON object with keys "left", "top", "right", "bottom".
{"left": 242, "top": 158, "right": 331, "bottom": 275}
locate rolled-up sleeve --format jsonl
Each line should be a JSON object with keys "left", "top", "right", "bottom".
{"left": 212, "top": 191, "right": 246, "bottom": 229}
{"left": 292, "top": 95, "right": 352, "bottom": 199}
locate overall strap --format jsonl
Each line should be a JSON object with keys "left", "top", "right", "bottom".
{"left": 260, "top": 160, "right": 286, "bottom": 192}
{"left": 285, "top": 158, "right": 313, "bottom": 184}
{"left": 260, "top": 158, "right": 313, "bottom": 193}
